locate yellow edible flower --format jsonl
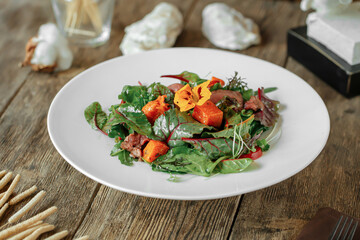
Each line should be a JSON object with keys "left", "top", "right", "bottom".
{"left": 174, "top": 84, "right": 195, "bottom": 112}
{"left": 192, "top": 80, "right": 211, "bottom": 106}
{"left": 174, "top": 81, "right": 212, "bottom": 112}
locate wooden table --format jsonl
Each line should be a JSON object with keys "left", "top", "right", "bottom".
{"left": 1, "top": 0, "right": 359, "bottom": 239}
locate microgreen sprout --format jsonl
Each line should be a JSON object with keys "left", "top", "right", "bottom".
{"left": 232, "top": 122, "right": 251, "bottom": 158}
{"left": 226, "top": 72, "right": 248, "bottom": 92}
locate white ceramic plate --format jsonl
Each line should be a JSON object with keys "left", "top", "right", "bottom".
{"left": 48, "top": 48, "right": 330, "bottom": 200}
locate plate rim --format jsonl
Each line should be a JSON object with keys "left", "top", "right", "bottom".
{"left": 47, "top": 47, "right": 330, "bottom": 200}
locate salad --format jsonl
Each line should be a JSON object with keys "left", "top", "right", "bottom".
{"left": 84, "top": 71, "right": 280, "bottom": 177}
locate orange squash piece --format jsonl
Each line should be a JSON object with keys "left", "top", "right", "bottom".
{"left": 142, "top": 95, "right": 170, "bottom": 124}
{"left": 192, "top": 100, "right": 223, "bottom": 128}
{"left": 143, "top": 140, "right": 169, "bottom": 163}
{"left": 208, "top": 76, "right": 225, "bottom": 88}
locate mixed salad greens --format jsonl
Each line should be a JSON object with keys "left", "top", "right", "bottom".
{"left": 84, "top": 71, "right": 280, "bottom": 178}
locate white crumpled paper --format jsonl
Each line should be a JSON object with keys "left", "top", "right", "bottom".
{"left": 202, "top": 3, "right": 261, "bottom": 50}
{"left": 120, "top": 2, "right": 183, "bottom": 55}
{"left": 22, "top": 23, "right": 73, "bottom": 72}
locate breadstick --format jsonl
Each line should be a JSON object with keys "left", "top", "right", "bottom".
{"left": 27, "top": 220, "right": 44, "bottom": 228}
{"left": 7, "top": 222, "right": 45, "bottom": 240}
{"left": 8, "top": 190, "right": 46, "bottom": 223}
{"left": 74, "top": 236, "right": 89, "bottom": 240}
{"left": 0, "top": 172, "right": 13, "bottom": 191}
{"left": 0, "top": 170, "right": 6, "bottom": 179}
{"left": 44, "top": 230, "right": 69, "bottom": 240}
{"left": 9, "top": 185, "right": 38, "bottom": 205}
{"left": 0, "top": 206, "right": 57, "bottom": 239}
{"left": 23, "top": 224, "right": 55, "bottom": 240}
{"left": 0, "top": 192, "right": 14, "bottom": 201}
{"left": 0, "top": 174, "right": 20, "bottom": 208}
{"left": 0, "top": 202, "right": 9, "bottom": 220}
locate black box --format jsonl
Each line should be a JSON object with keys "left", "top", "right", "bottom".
{"left": 287, "top": 26, "right": 360, "bottom": 97}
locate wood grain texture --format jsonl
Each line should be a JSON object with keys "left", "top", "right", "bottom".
{"left": 221, "top": 2, "right": 359, "bottom": 239}
{"left": 0, "top": 1, "right": 53, "bottom": 115}
{"left": 73, "top": 187, "right": 240, "bottom": 239}
{"left": 0, "top": 0, "right": 193, "bottom": 115}
{"left": 74, "top": 1, "right": 309, "bottom": 239}
{"left": 229, "top": 55, "right": 360, "bottom": 240}
{"left": 73, "top": 0, "right": 239, "bottom": 239}
{"left": 0, "top": 69, "right": 98, "bottom": 237}
{"left": 1, "top": 0, "right": 359, "bottom": 239}
{"left": 70, "top": 0, "right": 194, "bottom": 68}
{"left": 1, "top": 0, "right": 196, "bottom": 239}
{"left": 177, "top": 0, "right": 304, "bottom": 66}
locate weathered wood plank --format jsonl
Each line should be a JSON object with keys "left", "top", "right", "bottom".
{"left": 0, "top": 1, "right": 54, "bottom": 115}
{"left": 0, "top": 0, "right": 195, "bottom": 239}
{"left": 176, "top": 0, "right": 304, "bottom": 66}
{"left": 73, "top": 0, "right": 306, "bottom": 239}
{"left": 5, "top": 0, "right": 355, "bottom": 239}
{"left": 229, "top": 54, "right": 360, "bottom": 239}
{"left": 73, "top": 188, "right": 240, "bottom": 239}
{"left": 70, "top": 0, "right": 194, "bottom": 68}
{"left": 0, "top": 0, "right": 195, "bottom": 116}
{"left": 218, "top": 2, "right": 360, "bottom": 239}
{"left": 0, "top": 68, "right": 99, "bottom": 238}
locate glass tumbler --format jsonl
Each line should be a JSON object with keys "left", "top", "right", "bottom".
{"left": 51, "top": 0, "right": 114, "bottom": 47}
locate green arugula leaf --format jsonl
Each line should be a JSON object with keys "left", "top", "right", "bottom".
{"left": 182, "top": 138, "right": 234, "bottom": 160}
{"left": 217, "top": 158, "right": 253, "bottom": 174}
{"left": 118, "top": 85, "right": 149, "bottom": 108}
{"left": 151, "top": 164, "right": 188, "bottom": 175}
{"left": 178, "top": 71, "right": 207, "bottom": 87}
{"left": 107, "top": 124, "right": 128, "bottom": 139}
{"left": 110, "top": 142, "right": 136, "bottom": 166}
{"left": 226, "top": 109, "right": 254, "bottom": 127}
{"left": 256, "top": 139, "right": 270, "bottom": 152}
{"left": 242, "top": 89, "right": 254, "bottom": 101}
{"left": 226, "top": 113, "right": 243, "bottom": 126}
{"left": 210, "top": 82, "right": 224, "bottom": 91}
{"left": 152, "top": 147, "right": 218, "bottom": 177}
{"left": 162, "top": 71, "right": 207, "bottom": 87}
{"left": 84, "top": 102, "right": 108, "bottom": 134}
{"left": 147, "top": 82, "right": 174, "bottom": 103}
{"left": 118, "top": 150, "right": 136, "bottom": 166}
{"left": 108, "top": 103, "right": 153, "bottom": 136}
{"left": 152, "top": 109, "right": 213, "bottom": 147}
{"left": 216, "top": 97, "right": 251, "bottom": 126}
{"left": 202, "top": 115, "right": 254, "bottom": 138}
{"left": 249, "top": 120, "right": 269, "bottom": 137}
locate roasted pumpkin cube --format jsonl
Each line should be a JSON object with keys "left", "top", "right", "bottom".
{"left": 143, "top": 140, "right": 169, "bottom": 163}
{"left": 192, "top": 100, "right": 223, "bottom": 128}
{"left": 208, "top": 76, "right": 225, "bottom": 88}
{"left": 142, "top": 95, "right": 170, "bottom": 124}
